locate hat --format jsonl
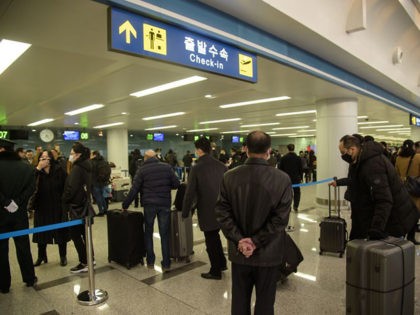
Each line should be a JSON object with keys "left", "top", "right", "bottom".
{"left": 0, "top": 139, "right": 16, "bottom": 149}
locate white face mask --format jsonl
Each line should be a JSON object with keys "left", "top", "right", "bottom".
{"left": 69, "top": 154, "right": 75, "bottom": 163}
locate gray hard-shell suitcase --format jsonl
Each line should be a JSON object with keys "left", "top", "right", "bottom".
{"left": 319, "top": 184, "right": 347, "bottom": 257}
{"left": 170, "top": 185, "right": 193, "bottom": 261}
{"left": 346, "top": 237, "right": 415, "bottom": 315}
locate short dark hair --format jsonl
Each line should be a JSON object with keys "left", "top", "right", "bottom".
{"left": 399, "top": 139, "right": 415, "bottom": 157}
{"left": 194, "top": 137, "right": 211, "bottom": 154}
{"left": 72, "top": 141, "right": 90, "bottom": 160}
{"left": 246, "top": 131, "right": 271, "bottom": 154}
{"left": 340, "top": 135, "right": 361, "bottom": 149}
{"left": 15, "top": 147, "right": 25, "bottom": 154}
{"left": 287, "top": 144, "right": 295, "bottom": 152}
{"left": 363, "top": 135, "right": 375, "bottom": 142}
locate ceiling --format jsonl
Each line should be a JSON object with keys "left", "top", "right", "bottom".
{"left": 0, "top": 0, "right": 416, "bottom": 141}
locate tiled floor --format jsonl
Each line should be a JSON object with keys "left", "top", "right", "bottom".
{"left": 1, "top": 185, "right": 419, "bottom": 314}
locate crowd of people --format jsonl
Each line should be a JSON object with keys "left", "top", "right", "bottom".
{"left": 0, "top": 133, "right": 419, "bottom": 315}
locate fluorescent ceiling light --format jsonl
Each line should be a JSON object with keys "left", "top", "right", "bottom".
{"left": 289, "top": 134, "right": 315, "bottom": 138}
{"left": 240, "top": 122, "right": 280, "bottom": 128}
{"left": 219, "top": 96, "right": 290, "bottom": 108}
{"left": 65, "top": 104, "right": 104, "bottom": 116}
{"left": 143, "top": 112, "right": 186, "bottom": 120}
{"left": 221, "top": 130, "right": 250, "bottom": 134}
{"left": 186, "top": 128, "right": 218, "bottom": 132}
{"left": 357, "top": 121, "right": 389, "bottom": 125}
{"left": 376, "top": 127, "right": 410, "bottom": 131}
{"left": 359, "top": 124, "right": 403, "bottom": 129}
{"left": 357, "top": 116, "right": 368, "bottom": 119}
{"left": 93, "top": 122, "right": 124, "bottom": 129}
{"left": 200, "top": 118, "right": 241, "bottom": 124}
{"left": 387, "top": 131, "right": 411, "bottom": 134}
{"left": 144, "top": 125, "right": 177, "bottom": 131}
{"left": 298, "top": 129, "right": 316, "bottom": 132}
{"left": 0, "top": 39, "right": 31, "bottom": 75}
{"left": 271, "top": 133, "right": 297, "bottom": 137}
{"left": 27, "top": 118, "right": 54, "bottom": 126}
{"left": 272, "top": 126, "right": 309, "bottom": 130}
{"left": 130, "top": 76, "right": 207, "bottom": 97}
{"left": 276, "top": 110, "right": 316, "bottom": 117}
{"left": 266, "top": 131, "right": 276, "bottom": 134}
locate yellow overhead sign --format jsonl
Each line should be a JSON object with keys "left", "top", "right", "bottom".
{"left": 238, "top": 54, "right": 253, "bottom": 78}
{"left": 143, "top": 23, "right": 167, "bottom": 55}
{"left": 119, "top": 20, "right": 137, "bottom": 44}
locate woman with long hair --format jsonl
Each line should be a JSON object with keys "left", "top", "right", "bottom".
{"left": 395, "top": 139, "right": 420, "bottom": 245}
{"left": 62, "top": 142, "right": 92, "bottom": 273}
{"left": 31, "top": 150, "right": 69, "bottom": 266}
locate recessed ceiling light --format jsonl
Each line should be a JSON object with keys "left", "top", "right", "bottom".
{"left": 31, "top": 129, "right": 36, "bottom": 132}
{"left": 130, "top": 76, "right": 207, "bottom": 97}
{"left": 121, "top": 112, "right": 128, "bottom": 115}
{"left": 199, "top": 118, "right": 241, "bottom": 124}
{"left": 144, "top": 125, "right": 177, "bottom": 131}
{"left": 240, "top": 122, "right": 280, "bottom": 128}
{"left": 74, "top": 122, "right": 79, "bottom": 125}
{"left": 186, "top": 128, "right": 218, "bottom": 132}
{"left": 272, "top": 126, "right": 309, "bottom": 130}
{"left": 0, "top": 39, "right": 31, "bottom": 75}
{"left": 357, "top": 121, "right": 389, "bottom": 125}
{"left": 205, "top": 94, "right": 215, "bottom": 99}
{"left": 27, "top": 118, "right": 54, "bottom": 126}
{"left": 65, "top": 104, "right": 104, "bottom": 116}
{"left": 359, "top": 124, "right": 403, "bottom": 129}
{"left": 93, "top": 122, "right": 124, "bottom": 129}
{"left": 220, "top": 96, "right": 290, "bottom": 108}
{"left": 143, "top": 112, "right": 186, "bottom": 120}
{"left": 221, "top": 130, "right": 250, "bottom": 134}
{"left": 357, "top": 116, "right": 368, "bottom": 119}
{"left": 276, "top": 110, "right": 316, "bottom": 117}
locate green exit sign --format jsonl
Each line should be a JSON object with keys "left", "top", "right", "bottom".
{"left": 80, "top": 132, "right": 89, "bottom": 140}
{"left": 0, "top": 130, "right": 8, "bottom": 139}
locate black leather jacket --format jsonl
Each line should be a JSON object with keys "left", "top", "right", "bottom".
{"left": 216, "top": 158, "right": 292, "bottom": 266}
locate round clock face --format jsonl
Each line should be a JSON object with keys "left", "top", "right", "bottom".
{"left": 40, "top": 129, "right": 54, "bottom": 143}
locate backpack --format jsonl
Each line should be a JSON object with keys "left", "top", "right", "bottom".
{"left": 96, "top": 160, "right": 111, "bottom": 185}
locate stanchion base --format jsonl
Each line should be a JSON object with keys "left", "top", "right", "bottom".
{"left": 77, "top": 289, "right": 108, "bottom": 306}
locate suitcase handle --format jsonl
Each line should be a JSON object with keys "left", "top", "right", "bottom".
{"left": 328, "top": 178, "right": 341, "bottom": 218}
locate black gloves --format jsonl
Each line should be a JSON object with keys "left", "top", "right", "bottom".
{"left": 368, "top": 228, "right": 388, "bottom": 240}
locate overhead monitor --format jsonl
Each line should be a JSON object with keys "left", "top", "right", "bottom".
{"left": 9, "top": 130, "right": 29, "bottom": 140}
{"left": 153, "top": 133, "right": 164, "bottom": 142}
{"left": 63, "top": 130, "right": 80, "bottom": 141}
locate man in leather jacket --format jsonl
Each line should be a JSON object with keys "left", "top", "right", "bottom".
{"left": 216, "top": 131, "right": 292, "bottom": 315}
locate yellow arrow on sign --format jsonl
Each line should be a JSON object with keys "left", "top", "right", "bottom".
{"left": 119, "top": 20, "right": 137, "bottom": 44}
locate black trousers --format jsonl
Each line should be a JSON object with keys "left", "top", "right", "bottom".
{"left": 203, "top": 229, "right": 227, "bottom": 275}
{"left": 292, "top": 186, "right": 301, "bottom": 209}
{"left": 37, "top": 242, "right": 67, "bottom": 258}
{"left": 70, "top": 224, "right": 87, "bottom": 264}
{"left": 0, "top": 213, "right": 36, "bottom": 290}
{"left": 231, "top": 263, "right": 279, "bottom": 315}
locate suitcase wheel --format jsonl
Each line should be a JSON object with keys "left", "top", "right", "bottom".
{"left": 319, "top": 251, "right": 323, "bottom": 255}
{"left": 339, "top": 252, "right": 343, "bottom": 258}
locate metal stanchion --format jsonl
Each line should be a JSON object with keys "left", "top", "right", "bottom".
{"left": 77, "top": 216, "right": 108, "bottom": 306}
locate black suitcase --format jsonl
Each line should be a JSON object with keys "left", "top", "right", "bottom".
{"left": 319, "top": 184, "right": 347, "bottom": 257}
{"left": 346, "top": 237, "right": 415, "bottom": 314}
{"left": 107, "top": 210, "right": 145, "bottom": 269}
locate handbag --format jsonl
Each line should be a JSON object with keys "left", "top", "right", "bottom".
{"left": 69, "top": 185, "right": 96, "bottom": 219}
{"left": 404, "top": 155, "right": 420, "bottom": 198}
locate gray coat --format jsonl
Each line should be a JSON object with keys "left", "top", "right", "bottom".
{"left": 182, "top": 154, "right": 227, "bottom": 231}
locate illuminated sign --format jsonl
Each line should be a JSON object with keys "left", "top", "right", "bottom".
{"left": 109, "top": 7, "right": 257, "bottom": 82}
{"left": 409, "top": 114, "right": 420, "bottom": 127}
{"left": 0, "top": 130, "right": 8, "bottom": 139}
{"left": 80, "top": 132, "right": 89, "bottom": 140}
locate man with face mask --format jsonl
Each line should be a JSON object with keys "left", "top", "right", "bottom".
{"left": 332, "top": 135, "right": 418, "bottom": 241}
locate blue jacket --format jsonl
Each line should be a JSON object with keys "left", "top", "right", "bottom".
{"left": 122, "top": 157, "right": 180, "bottom": 209}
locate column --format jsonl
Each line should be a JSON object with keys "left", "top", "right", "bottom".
{"left": 315, "top": 98, "right": 358, "bottom": 206}
{"left": 107, "top": 128, "right": 129, "bottom": 172}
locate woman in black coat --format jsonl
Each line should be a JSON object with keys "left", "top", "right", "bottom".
{"left": 31, "top": 150, "right": 69, "bottom": 266}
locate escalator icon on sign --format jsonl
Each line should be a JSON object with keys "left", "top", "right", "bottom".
{"left": 239, "top": 54, "right": 253, "bottom": 78}
{"left": 143, "top": 23, "right": 167, "bottom": 55}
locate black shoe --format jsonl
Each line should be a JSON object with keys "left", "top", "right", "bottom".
{"left": 60, "top": 256, "right": 67, "bottom": 266}
{"left": 96, "top": 213, "right": 105, "bottom": 217}
{"left": 33, "top": 257, "right": 48, "bottom": 267}
{"left": 1, "top": 288, "right": 9, "bottom": 294}
{"left": 201, "top": 272, "right": 221, "bottom": 280}
{"left": 293, "top": 207, "right": 298, "bottom": 212}
{"left": 221, "top": 266, "right": 228, "bottom": 271}
{"left": 70, "top": 263, "right": 88, "bottom": 274}
{"left": 26, "top": 276, "right": 38, "bottom": 287}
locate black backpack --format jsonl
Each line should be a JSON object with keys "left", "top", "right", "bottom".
{"left": 96, "top": 160, "right": 111, "bottom": 185}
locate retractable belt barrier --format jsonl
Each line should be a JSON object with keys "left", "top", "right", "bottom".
{"left": 0, "top": 178, "right": 334, "bottom": 241}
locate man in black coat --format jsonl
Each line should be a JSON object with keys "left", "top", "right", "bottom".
{"left": 0, "top": 139, "right": 37, "bottom": 293}
{"left": 216, "top": 131, "right": 292, "bottom": 315}
{"left": 279, "top": 144, "right": 303, "bottom": 211}
{"left": 338, "top": 135, "right": 419, "bottom": 240}
{"left": 123, "top": 150, "right": 180, "bottom": 271}
{"left": 182, "top": 137, "right": 227, "bottom": 280}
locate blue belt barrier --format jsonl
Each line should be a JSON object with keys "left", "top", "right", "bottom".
{"left": 0, "top": 219, "right": 83, "bottom": 240}
{"left": 292, "top": 177, "right": 334, "bottom": 188}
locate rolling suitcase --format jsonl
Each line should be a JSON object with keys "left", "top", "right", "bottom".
{"left": 346, "top": 237, "right": 415, "bottom": 315}
{"left": 170, "top": 184, "right": 193, "bottom": 262}
{"left": 107, "top": 210, "right": 145, "bottom": 269}
{"left": 319, "top": 184, "right": 347, "bottom": 257}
